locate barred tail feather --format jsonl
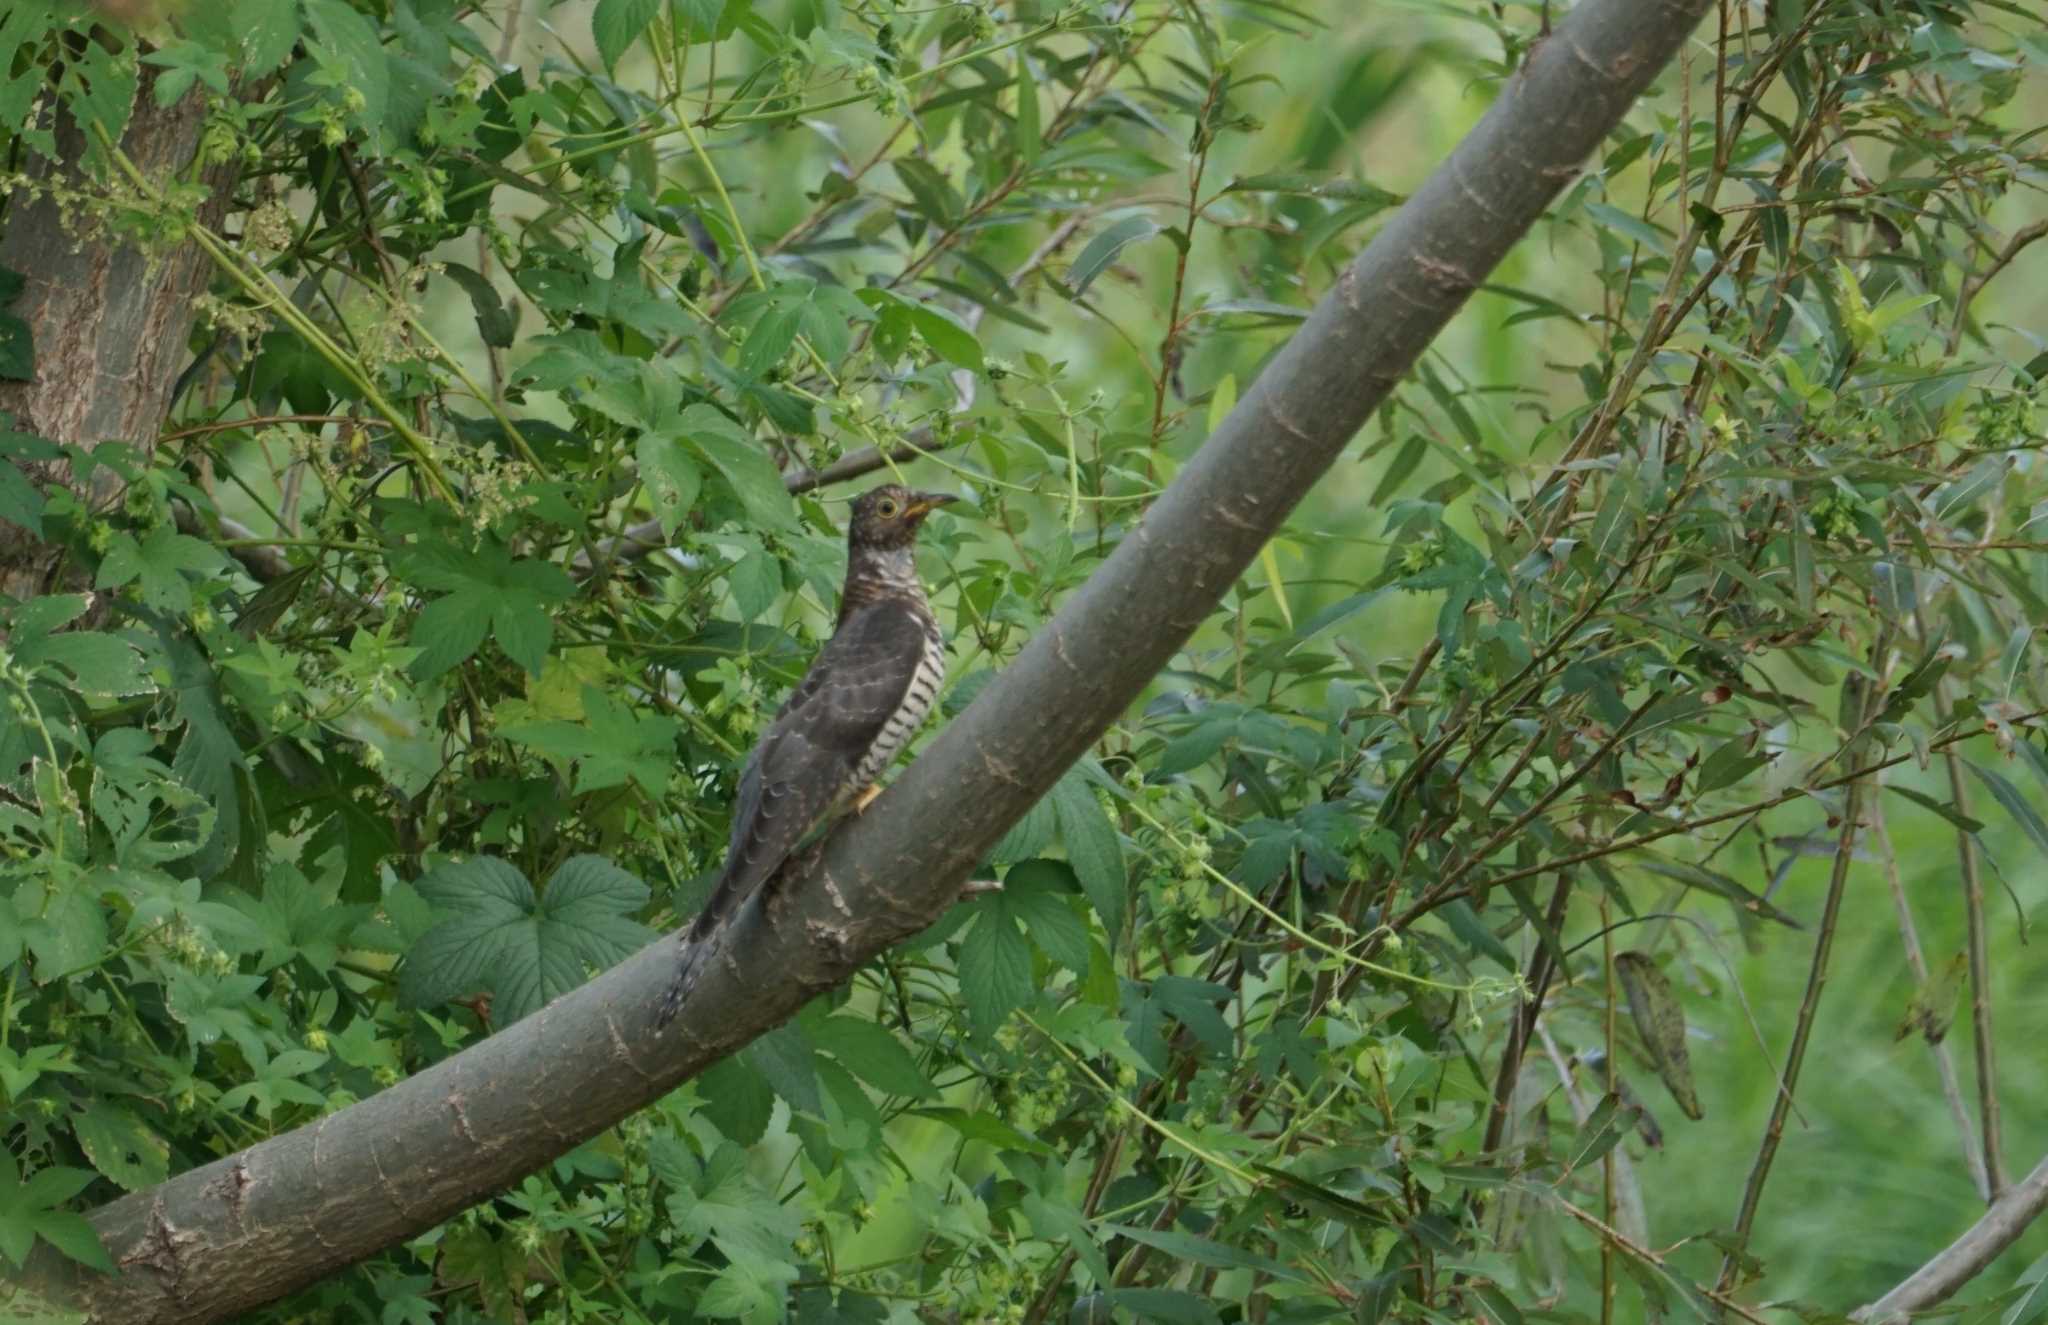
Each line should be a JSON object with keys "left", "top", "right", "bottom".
{"left": 654, "top": 923, "right": 718, "bottom": 1030}
{"left": 655, "top": 866, "right": 746, "bottom": 1030}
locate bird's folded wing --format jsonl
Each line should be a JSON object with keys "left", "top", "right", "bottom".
{"left": 713, "top": 600, "right": 933, "bottom": 911}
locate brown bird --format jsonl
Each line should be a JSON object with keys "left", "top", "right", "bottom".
{"left": 657, "top": 484, "right": 955, "bottom": 1026}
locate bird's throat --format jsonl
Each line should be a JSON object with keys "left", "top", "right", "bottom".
{"left": 838, "top": 544, "right": 922, "bottom": 624}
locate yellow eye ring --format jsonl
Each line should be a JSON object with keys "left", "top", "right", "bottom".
{"left": 877, "top": 499, "right": 899, "bottom": 517}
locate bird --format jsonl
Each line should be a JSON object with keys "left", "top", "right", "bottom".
{"left": 656, "top": 484, "right": 956, "bottom": 1027}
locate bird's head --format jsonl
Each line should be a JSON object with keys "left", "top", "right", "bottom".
{"left": 847, "top": 484, "right": 956, "bottom": 551}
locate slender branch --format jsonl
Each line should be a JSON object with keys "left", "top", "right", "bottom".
{"left": 1946, "top": 218, "right": 2048, "bottom": 354}
{"left": 1939, "top": 717, "right": 2007, "bottom": 1197}
{"left": 1482, "top": 875, "right": 1572, "bottom": 1155}
{"left": 1854, "top": 1151, "right": 2048, "bottom": 1323}
{"left": 1538, "top": 1027, "right": 1648, "bottom": 1246}
{"left": 1871, "top": 797, "right": 1988, "bottom": 1202}
{"left": 1711, "top": 757, "right": 1872, "bottom": 1298}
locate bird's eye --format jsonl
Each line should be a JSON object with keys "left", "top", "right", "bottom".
{"left": 876, "top": 499, "right": 899, "bottom": 517}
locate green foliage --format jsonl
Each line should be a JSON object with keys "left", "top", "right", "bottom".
{"left": 3, "top": 0, "right": 2048, "bottom": 1322}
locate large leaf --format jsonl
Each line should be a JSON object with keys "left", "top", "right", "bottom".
{"left": 401, "top": 856, "right": 654, "bottom": 1025}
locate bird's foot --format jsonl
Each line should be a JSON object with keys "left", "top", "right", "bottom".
{"left": 850, "top": 783, "right": 882, "bottom": 815}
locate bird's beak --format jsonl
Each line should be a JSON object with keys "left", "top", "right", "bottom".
{"left": 903, "top": 492, "right": 958, "bottom": 523}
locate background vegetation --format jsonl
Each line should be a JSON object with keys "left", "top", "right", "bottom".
{"left": 2, "top": 0, "right": 2046, "bottom": 1321}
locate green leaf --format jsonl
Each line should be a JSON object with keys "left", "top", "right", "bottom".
{"left": 1885, "top": 783, "right": 1984, "bottom": 834}
{"left": 401, "top": 855, "right": 653, "bottom": 1025}
{"left": 0, "top": 311, "right": 30, "bottom": 382}
{"left": 1966, "top": 760, "right": 2048, "bottom": 863}
{"left": 812, "top": 1016, "right": 937, "bottom": 1099}
{"left": 1002, "top": 860, "right": 1091, "bottom": 971}
{"left": 906, "top": 304, "right": 984, "bottom": 371}
{"left": 2001, "top": 1249, "right": 2048, "bottom": 1325}
{"left": 409, "top": 590, "right": 492, "bottom": 678}
{"left": 592, "top": 0, "right": 661, "bottom": 69}
{"left": 94, "top": 525, "right": 225, "bottom": 614}
{"left": 1064, "top": 214, "right": 1160, "bottom": 300}
{"left": 679, "top": 404, "right": 800, "bottom": 533}
{"left": 726, "top": 545, "right": 782, "bottom": 623}
{"left": 695, "top": 1056, "right": 776, "bottom": 1147}
{"left": 1563, "top": 1093, "right": 1640, "bottom": 1174}
{"left": 636, "top": 431, "right": 704, "bottom": 539}
{"left": 440, "top": 263, "right": 518, "bottom": 347}
{"left": 303, "top": 0, "right": 389, "bottom": 129}
{"left": 27, "top": 1213, "right": 110, "bottom": 1274}
{"left": 1105, "top": 1289, "right": 1223, "bottom": 1325}
{"left": 957, "top": 896, "right": 1033, "bottom": 1034}
{"left": 1050, "top": 768, "right": 1126, "bottom": 942}
{"left": 502, "top": 687, "right": 681, "bottom": 796}
{"left": 1613, "top": 952, "right": 1702, "bottom": 1120}
{"left": 235, "top": 0, "right": 302, "bottom": 73}
{"left": 1100, "top": 1225, "right": 1309, "bottom": 1283}
{"left": 907, "top": 1106, "right": 1053, "bottom": 1155}
{"left": 1013, "top": 49, "right": 1041, "bottom": 163}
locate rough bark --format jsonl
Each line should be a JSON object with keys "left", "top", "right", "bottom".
{"left": 12, "top": 0, "right": 1714, "bottom": 1318}
{"left": 0, "top": 62, "right": 240, "bottom": 596}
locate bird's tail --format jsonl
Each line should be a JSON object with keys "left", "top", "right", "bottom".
{"left": 654, "top": 926, "right": 716, "bottom": 1030}
{"left": 654, "top": 872, "right": 742, "bottom": 1030}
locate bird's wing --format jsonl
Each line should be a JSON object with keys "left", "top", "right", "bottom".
{"left": 685, "top": 600, "right": 931, "bottom": 938}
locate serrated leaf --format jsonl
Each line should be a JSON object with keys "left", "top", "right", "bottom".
{"left": 1003, "top": 859, "right": 1090, "bottom": 971}
{"left": 27, "top": 1213, "right": 110, "bottom": 1274}
{"left": 591, "top": 0, "right": 660, "bottom": 69}
{"left": 303, "top": 0, "right": 389, "bottom": 129}
{"left": 1049, "top": 768, "right": 1125, "bottom": 942}
{"left": 680, "top": 404, "right": 799, "bottom": 533}
{"left": 1614, "top": 952, "right": 1702, "bottom": 1120}
{"left": 236, "top": 0, "right": 302, "bottom": 73}
{"left": 401, "top": 855, "right": 653, "bottom": 1025}
{"left": 958, "top": 899, "right": 1032, "bottom": 1034}
{"left": 813, "top": 1016, "right": 937, "bottom": 1099}
{"left": 637, "top": 431, "right": 703, "bottom": 538}
{"left": 695, "top": 1056, "right": 776, "bottom": 1146}
{"left": 409, "top": 590, "right": 492, "bottom": 678}
{"left": 726, "top": 546, "right": 781, "bottom": 623}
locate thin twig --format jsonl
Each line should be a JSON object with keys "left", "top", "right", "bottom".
{"left": 1483, "top": 875, "right": 1572, "bottom": 1155}
{"left": 1538, "top": 1027, "right": 1648, "bottom": 1246}
{"left": 1870, "top": 796, "right": 1988, "bottom": 1201}
{"left": 1710, "top": 772, "right": 1869, "bottom": 1300}
{"left": 1947, "top": 218, "right": 2048, "bottom": 354}
{"left": 1939, "top": 713, "right": 2007, "bottom": 1198}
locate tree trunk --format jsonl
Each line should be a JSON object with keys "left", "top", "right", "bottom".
{"left": 0, "top": 63, "right": 239, "bottom": 596}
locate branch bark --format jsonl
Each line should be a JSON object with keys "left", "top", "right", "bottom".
{"left": 13, "top": 0, "right": 1713, "bottom": 1317}
{"left": 1855, "top": 1151, "right": 2048, "bottom": 1323}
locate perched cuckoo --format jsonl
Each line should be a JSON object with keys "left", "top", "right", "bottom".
{"left": 657, "top": 484, "right": 956, "bottom": 1026}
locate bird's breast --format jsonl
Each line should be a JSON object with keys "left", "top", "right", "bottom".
{"left": 852, "top": 627, "right": 947, "bottom": 788}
